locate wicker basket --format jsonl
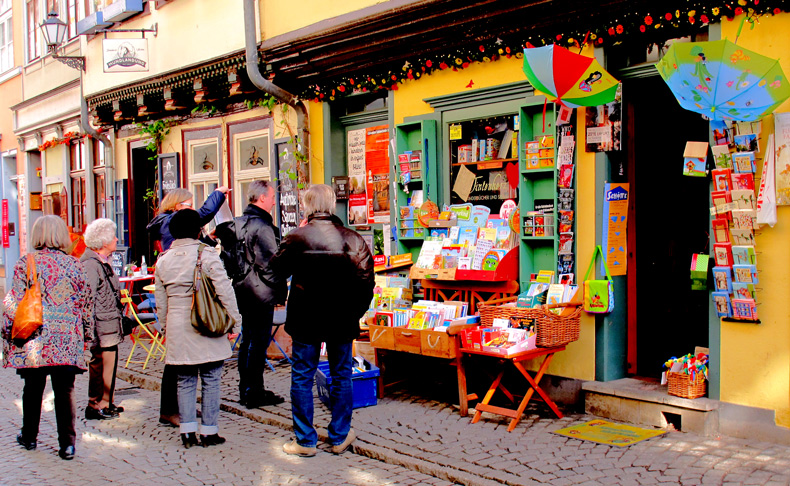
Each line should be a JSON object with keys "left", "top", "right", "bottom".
{"left": 478, "top": 304, "right": 541, "bottom": 328}
{"left": 667, "top": 371, "right": 707, "bottom": 399}
{"left": 534, "top": 303, "right": 582, "bottom": 347}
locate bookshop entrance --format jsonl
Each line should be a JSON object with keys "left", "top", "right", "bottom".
{"left": 626, "top": 74, "right": 710, "bottom": 378}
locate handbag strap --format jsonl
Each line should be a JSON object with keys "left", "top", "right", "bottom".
{"left": 192, "top": 243, "right": 208, "bottom": 293}
{"left": 583, "top": 245, "right": 613, "bottom": 282}
{"left": 26, "top": 254, "right": 37, "bottom": 287}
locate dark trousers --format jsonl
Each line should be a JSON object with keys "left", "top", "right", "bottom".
{"left": 19, "top": 367, "right": 77, "bottom": 449}
{"left": 238, "top": 304, "right": 274, "bottom": 404}
{"left": 88, "top": 345, "right": 118, "bottom": 410}
{"left": 160, "top": 364, "right": 179, "bottom": 417}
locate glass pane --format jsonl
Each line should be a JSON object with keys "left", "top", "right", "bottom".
{"left": 238, "top": 134, "right": 269, "bottom": 171}
{"left": 191, "top": 142, "right": 217, "bottom": 175}
{"left": 240, "top": 181, "right": 251, "bottom": 205}
{"left": 208, "top": 182, "right": 218, "bottom": 194}
{"left": 94, "top": 173, "right": 105, "bottom": 218}
{"left": 94, "top": 141, "right": 105, "bottom": 167}
{"left": 192, "top": 184, "right": 204, "bottom": 207}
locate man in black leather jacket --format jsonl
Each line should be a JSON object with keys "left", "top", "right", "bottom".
{"left": 271, "top": 184, "right": 374, "bottom": 457}
{"left": 215, "top": 180, "right": 286, "bottom": 408}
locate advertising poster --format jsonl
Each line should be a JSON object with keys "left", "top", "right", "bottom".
{"left": 365, "top": 125, "right": 390, "bottom": 224}
{"left": 774, "top": 113, "right": 790, "bottom": 205}
{"left": 602, "top": 183, "right": 629, "bottom": 276}
{"left": 347, "top": 128, "right": 368, "bottom": 225}
{"left": 585, "top": 85, "right": 622, "bottom": 153}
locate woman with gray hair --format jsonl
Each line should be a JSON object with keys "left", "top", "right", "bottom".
{"left": 81, "top": 218, "right": 124, "bottom": 421}
{"left": 2, "top": 215, "right": 95, "bottom": 460}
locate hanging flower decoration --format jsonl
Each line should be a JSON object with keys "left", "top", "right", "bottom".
{"left": 298, "top": 0, "right": 788, "bottom": 101}
{"left": 37, "top": 132, "right": 82, "bottom": 152}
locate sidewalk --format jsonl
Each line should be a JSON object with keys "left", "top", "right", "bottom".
{"left": 117, "top": 340, "right": 790, "bottom": 486}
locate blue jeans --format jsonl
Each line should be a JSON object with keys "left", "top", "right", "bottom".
{"left": 175, "top": 360, "right": 224, "bottom": 435}
{"left": 238, "top": 304, "right": 274, "bottom": 404}
{"left": 291, "top": 340, "right": 353, "bottom": 447}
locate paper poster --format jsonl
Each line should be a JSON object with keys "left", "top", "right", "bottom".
{"left": 585, "top": 92, "right": 622, "bottom": 152}
{"left": 347, "top": 128, "right": 368, "bottom": 225}
{"left": 453, "top": 165, "right": 475, "bottom": 201}
{"left": 365, "top": 125, "right": 391, "bottom": 224}
{"left": 774, "top": 113, "right": 790, "bottom": 205}
{"left": 602, "top": 183, "right": 629, "bottom": 276}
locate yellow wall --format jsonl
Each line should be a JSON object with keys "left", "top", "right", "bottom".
{"left": 44, "top": 145, "right": 65, "bottom": 177}
{"left": 261, "top": 0, "right": 382, "bottom": 39}
{"left": 307, "top": 100, "right": 324, "bottom": 183}
{"left": 392, "top": 55, "right": 596, "bottom": 381}
{"left": 719, "top": 13, "right": 790, "bottom": 426}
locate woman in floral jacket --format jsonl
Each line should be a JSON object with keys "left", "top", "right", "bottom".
{"left": 2, "top": 216, "right": 95, "bottom": 461}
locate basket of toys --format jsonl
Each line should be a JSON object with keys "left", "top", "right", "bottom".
{"left": 664, "top": 353, "right": 708, "bottom": 399}
{"left": 478, "top": 302, "right": 541, "bottom": 328}
{"left": 534, "top": 301, "right": 582, "bottom": 347}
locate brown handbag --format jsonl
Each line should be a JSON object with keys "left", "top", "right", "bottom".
{"left": 12, "top": 255, "right": 44, "bottom": 341}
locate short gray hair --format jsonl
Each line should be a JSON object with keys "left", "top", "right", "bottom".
{"left": 31, "top": 215, "right": 71, "bottom": 251}
{"left": 83, "top": 218, "right": 117, "bottom": 250}
{"left": 247, "top": 180, "right": 273, "bottom": 203}
{"left": 303, "top": 184, "right": 336, "bottom": 216}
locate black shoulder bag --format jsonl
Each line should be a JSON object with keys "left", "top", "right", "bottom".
{"left": 191, "top": 244, "right": 236, "bottom": 337}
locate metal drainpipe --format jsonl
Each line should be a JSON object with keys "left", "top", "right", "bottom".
{"left": 80, "top": 82, "right": 112, "bottom": 149}
{"left": 243, "top": 0, "right": 309, "bottom": 177}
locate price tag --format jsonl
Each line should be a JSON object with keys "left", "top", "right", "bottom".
{"left": 449, "top": 124, "right": 462, "bottom": 140}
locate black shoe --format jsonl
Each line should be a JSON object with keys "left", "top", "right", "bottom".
{"left": 16, "top": 434, "right": 36, "bottom": 450}
{"left": 260, "top": 390, "right": 285, "bottom": 406}
{"left": 159, "top": 414, "right": 179, "bottom": 427}
{"left": 58, "top": 445, "right": 75, "bottom": 460}
{"left": 181, "top": 433, "right": 200, "bottom": 449}
{"left": 85, "top": 407, "right": 115, "bottom": 420}
{"left": 108, "top": 404, "right": 124, "bottom": 414}
{"left": 200, "top": 434, "right": 226, "bottom": 447}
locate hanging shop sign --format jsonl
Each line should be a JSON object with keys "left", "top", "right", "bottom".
{"left": 365, "top": 125, "right": 390, "bottom": 224}
{"left": 157, "top": 153, "right": 180, "bottom": 201}
{"left": 2, "top": 199, "right": 8, "bottom": 248}
{"left": 347, "top": 128, "right": 368, "bottom": 226}
{"left": 103, "top": 38, "right": 149, "bottom": 73}
{"left": 602, "top": 183, "right": 629, "bottom": 276}
{"left": 278, "top": 147, "right": 301, "bottom": 238}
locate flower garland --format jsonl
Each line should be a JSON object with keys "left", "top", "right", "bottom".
{"left": 37, "top": 131, "right": 83, "bottom": 152}
{"left": 299, "top": 0, "right": 787, "bottom": 102}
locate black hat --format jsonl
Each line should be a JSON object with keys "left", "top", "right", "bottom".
{"left": 169, "top": 209, "right": 201, "bottom": 240}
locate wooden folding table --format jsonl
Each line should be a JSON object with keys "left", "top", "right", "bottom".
{"left": 461, "top": 345, "right": 565, "bottom": 432}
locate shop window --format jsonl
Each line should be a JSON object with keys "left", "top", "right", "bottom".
{"left": 94, "top": 172, "right": 105, "bottom": 218}
{"left": 449, "top": 114, "right": 519, "bottom": 215}
{"left": 65, "top": 0, "right": 77, "bottom": 39}
{"left": 70, "top": 139, "right": 86, "bottom": 171}
{"left": 70, "top": 175, "right": 86, "bottom": 232}
{"left": 0, "top": 2, "right": 12, "bottom": 73}
{"left": 184, "top": 130, "right": 221, "bottom": 232}
{"left": 25, "top": 0, "right": 39, "bottom": 62}
{"left": 231, "top": 128, "right": 270, "bottom": 211}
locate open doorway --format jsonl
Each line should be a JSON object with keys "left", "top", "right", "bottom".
{"left": 626, "top": 74, "right": 710, "bottom": 377}
{"left": 128, "top": 145, "right": 158, "bottom": 265}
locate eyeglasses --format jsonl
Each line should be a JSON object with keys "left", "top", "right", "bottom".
{"left": 179, "top": 202, "right": 193, "bottom": 208}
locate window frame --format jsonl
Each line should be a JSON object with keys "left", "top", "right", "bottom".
{"left": 0, "top": 8, "right": 13, "bottom": 73}
{"left": 25, "top": 0, "right": 40, "bottom": 62}
{"left": 69, "top": 138, "right": 88, "bottom": 232}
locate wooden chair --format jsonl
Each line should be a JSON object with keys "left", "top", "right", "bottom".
{"left": 121, "top": 289, "right": 166, "bottom": 369}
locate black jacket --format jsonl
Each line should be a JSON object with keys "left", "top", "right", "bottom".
{"left": 215, "top": 204, "right": 285, "bottom": 307}
{"left": 270, "top": 212, "right": 374, "bottom": 344}
{"left": 147, "top": 190, "right": 226, "bottom": 251}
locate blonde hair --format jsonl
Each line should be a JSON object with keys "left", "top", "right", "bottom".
{"left": 158, "top": 188, "right": 193, "bottom": 214}
{"left": 31, "top": 215, "right": 71, "bottom": 251}
{"left": 303, "top": 184, "right": 336, "bottom": 216}
{"left": 83, "top": 218, "right": 117, "bottom": 250}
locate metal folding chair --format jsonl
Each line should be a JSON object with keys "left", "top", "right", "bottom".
{"left": 121, "top": 289, "right": 166, "bottom": 370}
{"left": 231, "top": 307, "right": 291, "bottom": 371}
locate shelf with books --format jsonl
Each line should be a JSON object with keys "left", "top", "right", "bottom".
{"left": 451, "top": 157, "right": 518, "bottom": 167}
{"left": 394, "top": 118, "right": 438, "bottom": 260}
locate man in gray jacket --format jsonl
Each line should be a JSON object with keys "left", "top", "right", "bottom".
{"left": 216, "top": 180, "right": 286, "bottom": 408}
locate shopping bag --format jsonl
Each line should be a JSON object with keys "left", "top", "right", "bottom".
{"left": 581, "top": 245, "right": 614, "bottom": 314}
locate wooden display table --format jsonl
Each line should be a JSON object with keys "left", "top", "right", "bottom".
{"left": 420, "top": 279, "right": 519, "bottom": 314}
{"left": 461, "top": 345, "right": 565, "bottom": 432}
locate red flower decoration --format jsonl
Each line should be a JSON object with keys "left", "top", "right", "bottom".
{"left": 616, "top": 24, "right": 624, "bottom": 34}
{"left": 645, "top": 15, "right": 653, "bottom": 25}
{"left": 479, "top": 45, "right": 485, "bottom": 52}
{"left": 640, "top": 25, "right": 646, "bottom": 32}
{"left": 665, "top": 12, "right": 672, "bottom": 20}
{"left": 426, "top": 60, "right": 432, "bottom": 68}
{"left": 338, "top": 85, "right": 345, "bottom": 92}
{"left": 774, "top": 8, "right": 781, "bottom": 14}
{"left": 462, "top": 62, "right": 469, "bottom": 68}
{"left": 349, "top": 78, "right": 354, "bottom": 85}
{"left": 700, "top": 14, "right": 709, "bottom": 23}
{"left": 505, "top": 47, "right": 511, "bottom": 54}
{"left": 735, "top": 7, "right": 743, "bottom": 15}
{"left": 556, "top": 34, "right": 563, "bottom": 41}
{"left": 440, "top": 62, "right": 448, "bottom": 70}
{"left": 608, "top": 27, "right": 615, "bottom": 36}
{"left": 391, "top": 74, "right": 397, "bottom": 80}
{"left": 755, "top": 0, "right": 759, "bottom": 4}
{"left": 392, "top": 84, "right": 398, "bottom": 90}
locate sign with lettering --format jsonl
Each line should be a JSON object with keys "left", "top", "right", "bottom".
{"left": 111, "top": 246, "right": 129, "bottom": 277}
{"left": 103, "top": 38, "right": 149, "bottom": 73}
{"left": 277, "top": 144, "right": 300, "bottom": 237}
{"left": 157, "top": 153, "right": 180, "bottom": 201}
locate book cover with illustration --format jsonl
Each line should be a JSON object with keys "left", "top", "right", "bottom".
{"left": 558, "top": 254, "right": 574, "bottom": 274}
{"left": 732, "top": 282, "right": 756, "bottom": 300}
{"left": 558, "top": 188, "right": 575, "bottom": 210}
{"left": 731, "top": 189, "right": 756, "bottom": 209}
{"left": 731, "top": 298, "right": 758, "bottom": 320}
{"left": 730, "top": 228, "right": 755, "bottom": 246}
{"left": 559, "top": 210, "right": 574, "bottom": 233}
{"left": 712, "top": 168, "right": 732, "bottom": 192}
{"left": 732, "top": 264, "right": 758, "bottom": 284}
{"left": 731, "top": 172, "right": 755, "bottom": 191}
{"left": 731, "top": 152, "right": 756, "bottom": 173}
{"left": 712, "top": 144, "right": 732, "bottom": 169}
{"left": 711, "top": 190, "right": 733, "bottom": 220}
{"left": 712, "top": 291, "right": 732, "bottom": 318}
{"left": 712, "top": 218, "right": 730, "bottom": 243}
{"left": 712, "top": 266, "right": 733, "bottom": 292}
{"left": 732, "top": 209, "right": 756, "bottom": 230}
{"left": 713, "top": 242, "right": 733, "bottom": 267}
{"left": 732, "top": 245, "right": 757, "bottom": 266}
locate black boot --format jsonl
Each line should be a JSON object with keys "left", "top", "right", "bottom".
{"left": 181, "top": 433, "right": 199, "bottom": 449}
{"left": 200, "top": 434, "right": 226, "bottom": 447}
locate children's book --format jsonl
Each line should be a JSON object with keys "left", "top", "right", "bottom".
{"left": 526, "top": 153, "right": 540, "bottom": 170}
{"left": 712, "top": 266, "right": 733, "bottom": 292}
{"left": 516, "top": 282, "right": 549, "bottom": 308}
{"left": 447, "top": 203, "right": 474, "bottom": 225}
{"left": 731, "top": 189, "right": 756, "bottom": 209}
{"left": 712, "top": 144, "right": 732, "bottom": 169}
{"left": 732, "top": 152, "right": 756, "bottom": 173}
{"left": 732, "top": 245, "right": 757, "bottom": 266}
{"left": 732, "top": 264, "right": 758, "bottom": 284}
{"left": 374, "top": 311, "right": 394, "bottom": 327}
{"left": 471, "top": 239, "right": 494, "bottom": 270}
{"left": 732, "top": 282, "right": 756, "bottom": 300}
{"left": 448, "top": 226, "right": 461, "bottom": 244}
{"left": 712, "top": 218, "right": 730, "bottom": 244}
{"left": 477, "top": 227, "right": 497, "bottom": 242}
{"left": 494, "top": 226, "right": 513, "bottom": 249}
{"left": 457, "top": 226, "right": 478, "bottom": 248}
{"left": 713, "top": 242, "right": 733, "bottom": 267}
{"left": 730, "top": 228, "right": 755, "bottom": 246}
{"left": 712, "top": 291, "right": 732, "bottom": 318}
{"left": 731, "top": 298, "right": 758, "bottom": 320}
{"left": 712, "top": 168, "right": 732, "bottom": 192}
{"left": 731, "top": 173, "right": 755, "bottom": 191}
{"left": 430, "top": 228, "right": 449, "bottom": 239}
{"left": 470, "top": 205, "right": 491, "bottom": 227}
{"left": 481, "top": 250, "right": 506, "bottom": 271}
{"left": 536, "top": 270, "right": 556, "bottom": 284}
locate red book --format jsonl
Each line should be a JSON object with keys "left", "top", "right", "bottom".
{"left": 713, "top": 242, "right": 733, "bottom": 267}
{"left": 712, "top": 168, "right": 732, "bottom": 192}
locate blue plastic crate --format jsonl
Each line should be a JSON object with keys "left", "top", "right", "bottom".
{"left": 315, "top": 359, "right": 379, "bottom": 409}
